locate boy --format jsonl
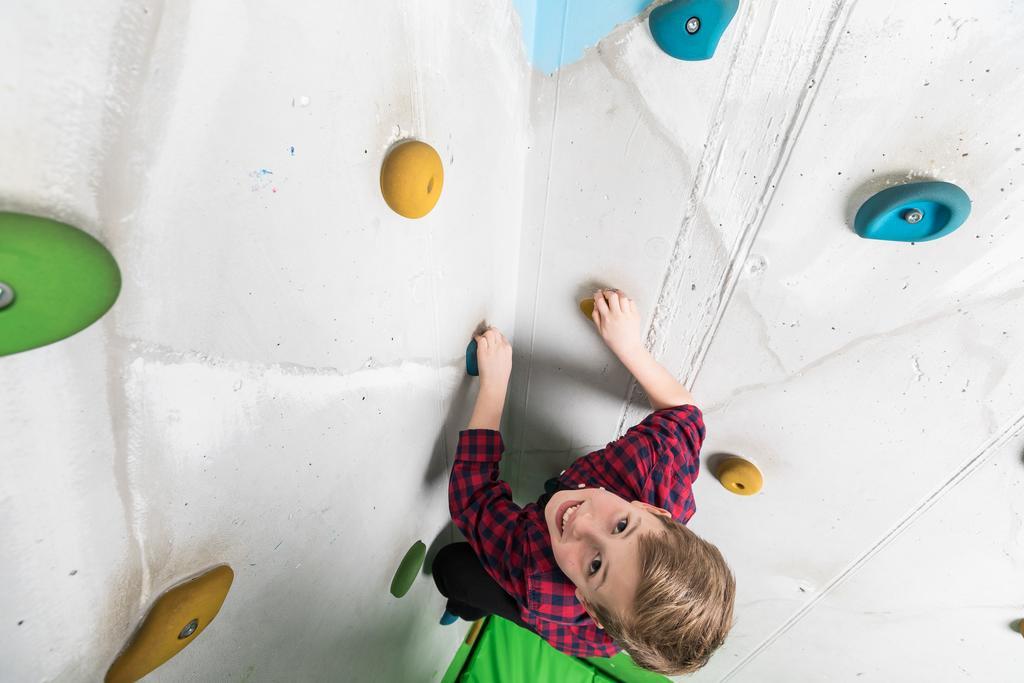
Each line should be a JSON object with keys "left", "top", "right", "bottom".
{"left": 432, "top": 288, "right": 735, "bottom": 675}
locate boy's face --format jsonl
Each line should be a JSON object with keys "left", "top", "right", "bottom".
{"left": 544, "top": 486, "right": 672, "bottom": 627}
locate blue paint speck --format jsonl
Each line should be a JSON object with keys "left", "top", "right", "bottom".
{"left": 250, "top": 168, "right": 276, "bottom": 192}
{"left": 289, "top": 146, "right": 295, "bottom": 157}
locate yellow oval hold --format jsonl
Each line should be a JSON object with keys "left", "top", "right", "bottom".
{"left": 579, "top": 298, "right": 595, "bottom": 319}
{"left": 106, "top": 565, "right": 234, "bottom": 683}
{"left": 380, "top": 140, "right": 444, "bottom": 219}
{"left": 716, "top": 457, "right": 763, "bottom": 496}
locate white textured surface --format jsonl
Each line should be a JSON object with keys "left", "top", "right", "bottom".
{"left": 2, "top": 0, "right": 528, "bottom": 680}
{"left": 733, "top": 430, "right": 1024, "bottom": 682}
{"left": 512, "top": 0, "right": 1024, "bottom": 680}
{"left": 2, "top": 0, "right": 1023, "bottom": 681}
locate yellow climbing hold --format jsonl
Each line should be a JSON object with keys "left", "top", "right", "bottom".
{"left": 380, "top": 140, "right": 444, "bottom": 219}
{"left": 105, "top": 565, "right": 234, "bottom": 683}
{"left": 465, "top": 619, "right": 486, "bottom": 647}
{"left": 579, "top": 298, "right": 595, "bottom": 319}
{"left": 716, "top": 457, "right": 763, "bottom": 496}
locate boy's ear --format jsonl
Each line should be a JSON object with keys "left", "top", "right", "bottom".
{"left": 574, "top": 589, "right": 604, "bottom": 630}
{"left": 632, "top": 500, "right": 672, "bottom": 517}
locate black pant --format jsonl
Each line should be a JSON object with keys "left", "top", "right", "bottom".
{"left": 432, "top": 477, "right": 566, "bottom": 636}
{"left": 432, "top": 542, "right": 537, "bottom": 634}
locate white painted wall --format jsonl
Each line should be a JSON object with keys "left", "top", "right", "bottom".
{"left": 1, "top": 1, "right": 529, "bottom": 680}
{"left": 511, "top": 0, "right": 1024, "bottom": 681}
{"left": 3, "top": 0, "right": 1023, "bottom": 681}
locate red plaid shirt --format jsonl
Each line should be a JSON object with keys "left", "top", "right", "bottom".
{"left": 449, "top": 404, "right": 705, "bottom": 658}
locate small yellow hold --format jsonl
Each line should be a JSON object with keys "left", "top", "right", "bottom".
{"left": 716, "top": 457, "right": 763, "bottom": 496}
{"left": 579, "top": 298, "right": 595, "bottom": 319}
{"left": 380, "top": 140, "right": 444, "bottom": 219}
{"left": 465, "top": 619, "right": 486, "bottom": 647}
{"left": 105, "top": 565, "right": 234, "bottom": 683}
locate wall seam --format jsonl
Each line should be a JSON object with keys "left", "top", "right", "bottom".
{"left": 96, "top": 0, "right": 183, "bottom": 620}
{"left": 514, "top": 0, "right": 570, "bottom": 493}
{"left": 615, "top": 0, "right": 757, "bottom": 434}
{"left": 720, "top": 407, "right": 1024, "bottom": 681}
{"left": 685, "top": 0, "right": 859, "bottom": 393}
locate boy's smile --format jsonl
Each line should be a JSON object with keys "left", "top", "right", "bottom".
{"left": 544, "top": 486, "right": 673, "bottom": 625}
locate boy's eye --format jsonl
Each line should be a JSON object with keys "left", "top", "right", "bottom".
{"left": 589, "top": 518, "right": 629, "bottom": 576}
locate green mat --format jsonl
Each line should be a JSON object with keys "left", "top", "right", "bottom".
{"left": 442, "top": 616, "right": 669, "bottom": 683}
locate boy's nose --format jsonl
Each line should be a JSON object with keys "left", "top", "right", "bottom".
{"left": 569, "top": 511, "right": 598, "bottom": 539}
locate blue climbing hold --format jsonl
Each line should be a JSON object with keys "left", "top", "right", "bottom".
{"left": 440, "top": 609, "right": 460, "bottom": 626}
{"left": 854, "top": 181, "right": 972, "bottom": 243}
{"left": 466, "top": 339, "right": 479, "bottom": 376}
{"left": 648, "top": 0, "right": 739, "bottom": 61}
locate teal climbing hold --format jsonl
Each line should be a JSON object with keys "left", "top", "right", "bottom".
{"left": 466, "top": 339, "right": 479, "bottom": 376}
{"left": 854, "top": 181, "right": 972, "bottom": 243}
{"left": 648, "top": 0, "right": 739, "bottom": 62}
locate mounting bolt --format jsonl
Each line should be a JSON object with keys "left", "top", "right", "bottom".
{"left": 178, "top": 618, "right": 199, "bottom": 639}
{"left": 0, "top": 281, "right": 14, "bottom": 310}
{"left": 685, "top": 16, "right": 701, "bottom": 34}
{"left": 903, "top": 209, "right": 924, "bottom": 224}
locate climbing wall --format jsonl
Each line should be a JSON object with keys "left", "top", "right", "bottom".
{"left": 508, "top": 0, "right": 1024, "bottom": 681}
{"left": 0, "top": 1, "right": 529, "bottom": 680}
{"left": 2, "top": 0, "right": 1023, "bottom": 681}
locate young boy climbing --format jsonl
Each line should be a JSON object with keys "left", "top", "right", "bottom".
{"left": 432, "top": 288, "right": 735, "bottom": 675}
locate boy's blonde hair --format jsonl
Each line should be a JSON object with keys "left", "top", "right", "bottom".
{"left": 588, "top": 515, "right": 735, "bottom": 675}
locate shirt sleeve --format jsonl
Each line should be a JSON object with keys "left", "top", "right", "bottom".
{"left": 449, "top": 428, "right": 531, "bottom": 603}
{"left": 564, "top": 404, "right": 705, "bottom": 520}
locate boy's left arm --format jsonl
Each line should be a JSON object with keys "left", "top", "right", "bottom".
{"left": 449, "top": 385, "right": 532, "bottom": 603}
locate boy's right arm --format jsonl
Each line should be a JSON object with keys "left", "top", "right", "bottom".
{"left": 589, "top": 288, "right": 694, "bottom": 410}
{"left": 614, "top": 343, "right": 695, "bottom": 411}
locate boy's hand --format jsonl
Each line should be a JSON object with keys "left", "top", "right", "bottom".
{"left": 474, "top": 327, "right": 512, "bottom": 393}
{"left": 590, "top": 288, "right": 642, "bottom": 357}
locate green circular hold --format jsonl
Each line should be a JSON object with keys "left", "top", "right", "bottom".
{"left": 389, "top": 540, "right": 426, "bottom": 598}
{"left": 0, "top": 212, "right": 121, "bottom": 356}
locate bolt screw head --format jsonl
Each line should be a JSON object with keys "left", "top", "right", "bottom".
{"left": 686, "top": 16, "right": 701, "bottom": 34}
{"left": 178, "top": 618, "right": 199, "bottom": 639}
{"left": 903, "top": 209, "right": 924, "bottom": 224}
{"left": 0, "top": 281, "right": 14, "bottom": 310}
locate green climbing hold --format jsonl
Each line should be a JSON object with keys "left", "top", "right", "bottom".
{"left": 390, "top": 540, "right": 426, "bottom": 598}
{"left": 0, "top": 212, "right": 121, "bottom": 356}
